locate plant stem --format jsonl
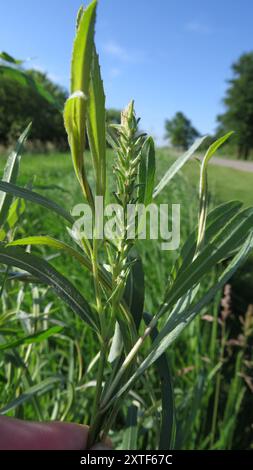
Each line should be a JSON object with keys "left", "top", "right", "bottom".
{"left": 100, "top": 316, "right": 157, "bottom": 409}
{"left": 88, "top": 341, "right": 107, "bottom": 447}
{"left": 210, "top": 320, "right": 225, "bottom": 447}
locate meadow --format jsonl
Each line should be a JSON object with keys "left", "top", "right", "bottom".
{"left": 0, "top": 148, "right": 252, "bottom": 449}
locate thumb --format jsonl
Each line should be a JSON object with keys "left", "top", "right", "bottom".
{"left": 0, "top": 416, "right": 89, "bottom": 450}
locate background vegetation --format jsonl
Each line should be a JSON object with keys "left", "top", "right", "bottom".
{"left": 0, "top": 146, "right": 252, "bottom": 449}
{"left": 0, "top": 15, "right": 253, "bottom": 450}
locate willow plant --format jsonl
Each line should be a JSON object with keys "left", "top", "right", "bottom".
{"left": 0, "top": 0, "right": 253, "bottom": 449}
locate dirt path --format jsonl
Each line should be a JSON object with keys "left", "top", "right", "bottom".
{"left": 210, "top": 157, "right": 253, "bottom": 173}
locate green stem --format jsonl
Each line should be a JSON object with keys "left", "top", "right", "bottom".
{"left": 210, "top": 320, "right": 225, "bottom": 447}
{"left": 100, "top": 315, "right": 157, "bottom": 410}
{"left": 88, "top": 341, "right": 107, "bottom": 447}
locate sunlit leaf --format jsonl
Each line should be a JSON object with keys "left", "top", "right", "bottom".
{"left": 153, "top": 135, "right": 207, "bottom": 198}
{"left": 138, "top": 137, "right": 156, "bottom": 205}
{"left": 87, "top": 48, "right": 106, "bottom": 196}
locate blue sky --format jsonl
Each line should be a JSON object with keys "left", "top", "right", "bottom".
{"left": 1, "top": 0, "right": 253, "bottom": 145}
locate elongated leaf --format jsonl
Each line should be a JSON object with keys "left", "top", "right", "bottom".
{"left": 171, "top": 201, "right": 243, "bottom": 282}
{"left": 110, "top": 232, "right": 253, "bottom": 403}
{"left": 64, "top": 93, "right": 92, "bottom": 199}
{"left": 71, "top": 1, "right": 97, "bottom": 94}
{"left": 0, "top": 325, "right": 63, "bottom": 351}
{"left": 0, "top": 197, "right": 26, "bottom": 241}
{"left": 124, "top": 250, "right": 145, "bottom": 331}
{"left": 0, "top": 181, "right": 73, "bottom": 224}
{"left": 0, "top": 247, "right": 98, "bottom": 332}
{"left": 138, "top": 137, "right": 156, "bottom": 205}
{"left": 8, "top": 235, "right": 112, "bottom": 291}
{"left": 122, "top": 405, "right": 138, "bottom": 450}
{"left": 108, "top": 321, "right": 123, "bottom": 363}
{"left": 153, "top": 136, "right": 207, "bottom": 198}
{"left": 203, "top": 131, "right": 234, "bottom": 166}
{"left": 196, "top": 131, "right": 234, "bottom": 249}
{"left": 164, "top": 207, "right": 253, "bottom": 314}
{"left": 7, "top": 235, "right": 135, "bottom": 344}
{"left": 151, "top": 234, "right": 253, "bottom": 360}
{"left": 0, "top": 51, "right": 23, "bottom": 64}
{"left": 87, "top": 48, "right": 106, "bottom": 196}
{"left": 0, "top": 376, "right": 63, "bottom": 414}
{"left": 144, "top": 313, "right": 176, "bottom": 450}
{"left": 9, "top": 235, "right": 89, "bottom": 263}
{"left": 0, "top": 123, "right": 31, "bottom": 227}
{"left": 64, "top": 1, "right": 97, "bottom": 203}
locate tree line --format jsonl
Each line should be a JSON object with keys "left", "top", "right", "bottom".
{"left": 1, "top": 51, "right": 253, "bottom": 159}
{"left": 165, "top": 52, "right": 253, "bottom": 159}
{"left": 0, "top": 52, "right": 121, "bottom": 151}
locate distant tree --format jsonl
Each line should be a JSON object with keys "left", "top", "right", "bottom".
{"left": 217, "top": 52, "right": 253, "bottom": 160}
{"left": 0, "top": 68, "right": 68, "bottom": 148}
{"left": 165, "top": 112, "right": 199, "bottom": 150}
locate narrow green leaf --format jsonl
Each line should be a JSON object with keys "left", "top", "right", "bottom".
{"left": 0, "top": 123, "right": 31, "bottom": 227}
{"left": 7, "top": 235, "right": 135, "bottom": 342}
{"left": 138, "top": 137, "right": 156, "bottom": 205}
{"left": 71, "top": 1, "right": 97, "bottom": 94}
{"left": 0, "top": 376, "right": 63, "bottom": 414}
{"left": 8, "top": 235, "right": 111, "bottom": 291}
{"left": 0, "top": 51, "right": 24, "bottom": 64}
{"left": 122, "top": 405, "right": 138, "bottom": 450}
{"left": 144, "top": 313, "right": 176, "bottom": 450}
{"left": 0, "top": 325, "right": 63, "bottom": 351}
{"left": 0, "top": 198, "right": 26, "bottom": 241}
{"left": 153, "top": 135, "right": 207, "bottom": 198}
{"left": 108, "top": 322, "right": 123, "bottom": 363}
{"left": 0, "top": 247, "right": 98, "bottom": 332}
{"left": 111, "top": 232, "right": 253, "bottom": 402}
{"left": 124, "top": 250, "right": 145, "bottom": 331}
{"left": 164, "top": 207, "right": 253, "bottom": 313}
{"left": 0, "top": 181, "right": 73, "bottom": 224}
{"left": 87, "top": 48, "right": 106, "bottom": 196}
{"left": 76, "top": 6, "right": 85, "bottom": 31}
{"left": 64, "top": 1, "right": 97, "bottom": 203}
{"left": 196, "top": 131, "right": 234, "bottom": 249}
{"left": 203, "top": 131, "right": 234, "bottom": 166}
{"left": 171, "top": 201, "right": 243, "bottom": 282}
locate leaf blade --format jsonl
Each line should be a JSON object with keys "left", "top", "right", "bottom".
{"left": 0, "top": 247, "right": 98, "bottom": 332}
{"left": 0, "top": 325, "right": 63, "bottom": 351}
{"left": 138, "top": 137, "right": 156, "bottom": 205}
{"left": 0, "top": 123, "right": 31, "bottom": 227}
{"left": 0, "top": 181, "right": 73, "bottom": 224}
{"left": 153, "top": 135, "right": 207, "bottom": 198}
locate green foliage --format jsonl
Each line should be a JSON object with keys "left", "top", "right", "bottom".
{"left": 0, "top": 57, "right": 67, "bottom": 147}
{"left": 165, "top": 111, "right": 200, "bottom": 150}
{"left": 217, "top": 52, "right": 253, "bottom": 160}
{"left": 0, "top": 1, "right": 252, "bottom": 452}
{"left": 0, "top": 49, "right": 122, "bottom": 151}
